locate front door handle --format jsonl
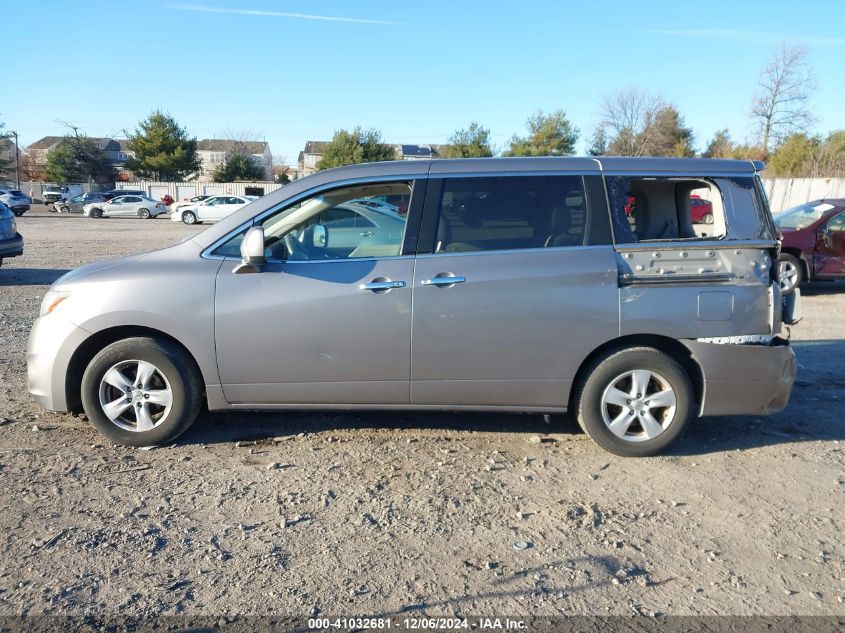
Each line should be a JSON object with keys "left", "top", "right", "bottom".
{"left": 421, "top": 274, "right": 466, "bottom": 287}
{"left": 360, "top": 278, "right": 406, "bottom": 293}
{"left": 360, "top": 231, "right": 376, "bottom": 237}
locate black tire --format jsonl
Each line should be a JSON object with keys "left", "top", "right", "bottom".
{"left": 777, "top": 253, "right": 803, "bottom": 296}
{"left": 138, "top": 208, "right": 151, "bottom": 219}
{"left": 13, "top": 210, "right": 25, "bottom": 217}
{"left": 574, "top": 347, "right": 694, "bottom": 457}
{"left": 90, "top": 208, "right": 102, "bottom": 218}
{"left": 80, "top": 337, "right": 202, "bottom": 447}
{"left": 702, "top": 212, "right": 714, "bottom": 225}
{"left": 182, "top": 211, "right": 197, "bottom": 225}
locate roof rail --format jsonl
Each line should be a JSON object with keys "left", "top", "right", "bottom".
{"left": 752, "top": 160, "right": 766, "bottom": 172}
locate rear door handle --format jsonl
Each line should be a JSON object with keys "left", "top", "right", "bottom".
{"left": 421, "top": 275, "right": 466, "bottom": 287}
{"left": 360, "top": 279, "right": 406, "bottom": 293}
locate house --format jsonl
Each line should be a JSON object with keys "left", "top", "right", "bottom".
{"left": 25, "top": 136, "right": 134, "bottom": 175}
{"left": 196, "top": 139, "right": 273, "bottom": 181}
{"left": 25, "top": 136, "right": 65, "bottom": 167}
{"left": 297, "top": 141, "right": 329, "bottom": 177}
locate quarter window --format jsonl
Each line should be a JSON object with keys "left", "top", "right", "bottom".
{"left": 433, "top": 176, "right": 589, "bottom": 253}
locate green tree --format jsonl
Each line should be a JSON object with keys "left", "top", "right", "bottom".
{"left": 45, "top": 137, "right": 114, "bottom": 183}
{"left": 766, "top": 131, "right": 845, "bottom": 178}
{"left": 212, "top": 141, "right": 267, "bottom": 182}
{"left": 587, "top": 125, "right": 609, "bottom": 156}
{"left": 768, "top": 133, "right": 818, "bottom": 176}
{"left": 703, "top": 129, "right": 734, "bottom": 158}
{"left": 125, "top": 111, "right": 200, "bottom": 181}
{"left": 444, "top": 122, "right": 493, "bottom": 158}
{"left": 651, "top": 106, "right": 696, "bottom": 157}
{"left": 45, "top": 139, "right": 85, "bottom": 182}
{"left": 505, "top": 110, "right": 578, "bottom": 157}
{"left": 317, "top": 127, "right": 394, "bottom": 170}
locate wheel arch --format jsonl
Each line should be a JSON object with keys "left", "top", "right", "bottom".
{"left": 568, "top": 334, "right": 704, "bottom": 415}
{"left": 65, "top": 325, "right": 205, "bottom": 414}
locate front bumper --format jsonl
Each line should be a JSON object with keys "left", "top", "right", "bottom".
{"left": 0, "top": 233, "right": 24, "bottom": 258}
{"left": 10, "top": 203, "right": 30, "bottom": 213}
{"left": 682, "top": 337, "right": 796, "bottom": 417}
{"left": 27, "top": 314, "right": 91, "bottom": 412}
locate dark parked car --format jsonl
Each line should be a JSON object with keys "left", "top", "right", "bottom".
{"left": 54, "top": 192, "right": 112, "bottom": 214}
{"left": 0, "top": 201, "right": 23, "bottom": 267}
{"left": 776, "top": 199, "right": 845, "bottom": 294}
{"left": 0, "top": 188, "right": 31, "bottom": 216}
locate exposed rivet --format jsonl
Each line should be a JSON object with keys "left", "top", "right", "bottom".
{"left": 735, "top": 250, "right": 742, "bottom": 255}
{"left": 144, "top": 394, "right": 150, "bottom": 399}
{"left": 680, "top": 252, "right": 688, "bottom": 258}
{"left": 635, "top": 264, "right": 644, "bottom": 271}
{"left": 653, "top": 252, "right": 661, "bottom": 258}
{"left": 626, "top": 399, "right": 632, "bottom": 405}
{"left": 707, "top": 251, "right": 715, "bottom": 257}
{"left": 626, "top": 252, "right": 634, "bottom": 259}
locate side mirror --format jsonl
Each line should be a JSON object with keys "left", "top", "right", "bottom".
{"left": 233, "top": 225, "right": 266, "bottom": 274}
{"left": 312, "top": 224, "right": 327, "bottom": 248}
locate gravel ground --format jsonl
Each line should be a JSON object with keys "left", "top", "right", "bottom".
{"left": 0, "top": 206, "right": 843, "bottom": 620}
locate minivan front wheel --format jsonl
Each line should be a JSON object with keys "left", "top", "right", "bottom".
{"left": 81, "top": 337, "right": 202, "bottom": 446}
{"left": 575, "top": 347, "right": 693, "bottom": 457}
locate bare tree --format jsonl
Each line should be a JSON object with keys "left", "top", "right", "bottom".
{"left": 751, "top": 44, "right": 816, "bottom": 155}
{"left": 598, "top": 88, "right": 693, "bottom": 156}
{"left": 599, "top": 88, "right": 661, "bottom": 155}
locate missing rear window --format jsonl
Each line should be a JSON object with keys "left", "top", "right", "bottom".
{"left": 607, "top": 176, "right": 726, "bottom": 243}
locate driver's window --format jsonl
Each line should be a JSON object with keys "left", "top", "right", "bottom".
{"left": 827, "top": 213, "right": 845, "bottom": 232}
{"left": 212, "top": 181, "right": 412, "bottom": 261}
{"left": 265, "top": 182, "right": 411, "bottom": 261}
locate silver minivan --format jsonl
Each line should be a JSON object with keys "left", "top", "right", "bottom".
{"left": 27, "top": 157, "right": 799, "bottom": 456}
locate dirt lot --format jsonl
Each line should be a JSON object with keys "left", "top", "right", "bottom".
{"left": 0, "top": 206, "right": 843, "bottom": 621}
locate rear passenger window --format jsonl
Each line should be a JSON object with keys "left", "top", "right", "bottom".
{"left": 606, "top": 176, "right": 726, "bottom": 243}
{"left": 434, "top": 176, "right": 592, "bottom": 253}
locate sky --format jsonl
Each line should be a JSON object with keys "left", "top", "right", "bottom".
{"left": 4, "top": 0, "right": 845, "bottom": 164}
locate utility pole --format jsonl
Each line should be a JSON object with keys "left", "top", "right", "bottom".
{"left": 11, "top": 131, "right": 20, "bottom": 189}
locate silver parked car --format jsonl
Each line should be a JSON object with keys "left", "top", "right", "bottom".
{"left": 27, "top": 157, "right": 799, "bottom": 456}
{"left": 0, "top": 188, "right": 31, "bottom": 216}
{"left": 83, "top": 195, "right": 167, "bottom": 219}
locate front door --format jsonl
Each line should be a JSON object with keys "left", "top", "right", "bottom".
{"left": 814, "top": 211, "right": 845, "bottom": 277}
{"left": 410, "top": 175, "right": 618, "bottom": 409}
{"left": 213, "top": 179, "right": 420, "bottom": 405}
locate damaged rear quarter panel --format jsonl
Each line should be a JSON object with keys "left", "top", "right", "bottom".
{"left": 617, "top": 244, "right": 777, "bottom": 338}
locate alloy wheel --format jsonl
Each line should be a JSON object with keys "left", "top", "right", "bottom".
{"left": 98, "top": 359, "right": 173, "bottom": 432}
{"left": 600, "top": 369, "right": 677, "bottom": 442}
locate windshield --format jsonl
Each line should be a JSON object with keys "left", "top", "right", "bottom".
{"left": 776, "top": 202, "right": 836, "bottom": 230}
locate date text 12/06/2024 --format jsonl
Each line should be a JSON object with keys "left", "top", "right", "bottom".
{"left": 308, "top": 617, "right": 527, "bottom": 630}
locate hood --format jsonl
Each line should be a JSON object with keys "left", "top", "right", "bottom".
{"left": 52, "top": 239, "right": 203, "bottom": 289}
{"left": 53, "top": 252, "right": 150, "bottom": 288}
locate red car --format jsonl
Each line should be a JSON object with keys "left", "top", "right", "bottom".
{"left": 624, "top": 194, "right": 713, "bottom": 224}
{"left": 689, "top": 195, "right": 714, "bottom": 224}
{"left": 776, "top": 199, "right": 845, "bottom": 294}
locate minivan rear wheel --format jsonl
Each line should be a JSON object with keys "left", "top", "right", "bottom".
{"left": 81, "top": 337, "right": 202, "bottom": 447}
{"left": 575, "top": 347, "right": 694, "bottom": 457}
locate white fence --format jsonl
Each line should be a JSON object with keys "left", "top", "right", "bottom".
{"left": 762, "top": 178, "right": 845, "bottom": 214}
{"left": 117, "top": 181, "right": 284, "bottom": 200}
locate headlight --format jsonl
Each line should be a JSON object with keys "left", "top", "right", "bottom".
{"left": 40, "top": 290, "right": 71, "bottom": 317}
